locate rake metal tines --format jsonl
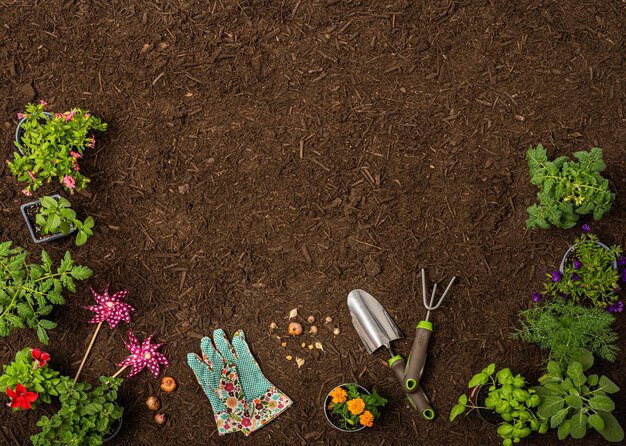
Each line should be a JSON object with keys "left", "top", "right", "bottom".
{"left": 420, "top": 268, "right": 456, "bottom": 321}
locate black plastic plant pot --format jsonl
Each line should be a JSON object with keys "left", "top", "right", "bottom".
{"left": 15, "top": 111, "right": 54, "bottom": 156}
{"left": 324, "top": 383, "right": 370, "bottom": 433}
{"left": 103, "top": 402, "right": 123, "bottom": 443}
{"left": 468, "top": 385, "right": 500, "bottom": 426}
{"left": 20, "top": 194, "right": 75, "bottom": 244}
{"left": 559, "top": 241, "right": 617, "bottom": 273}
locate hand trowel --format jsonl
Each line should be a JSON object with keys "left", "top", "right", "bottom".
{"left": 347, "top": 289, "right": 435, "bottom": 420}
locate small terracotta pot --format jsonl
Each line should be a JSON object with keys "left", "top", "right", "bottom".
{"left": 324, "top": 383, "right": 370, "bottom": 433}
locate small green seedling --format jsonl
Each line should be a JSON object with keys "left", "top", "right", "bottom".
{"left": 36, "top": 196, "right": 95, "bottom": 246}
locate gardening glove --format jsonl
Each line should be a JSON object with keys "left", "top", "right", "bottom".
{"left": 187, "top": 337, "right": 251, "bottom": 436}
{"left": 212, "top": 329, "right": 293, "bottom": 434}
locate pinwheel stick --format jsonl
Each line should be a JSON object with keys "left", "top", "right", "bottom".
{"left": 73, "top": 321, "right": 103, "bottom": 385}
{"left": 111, "top": 365, "right": 128, "bottom": 379}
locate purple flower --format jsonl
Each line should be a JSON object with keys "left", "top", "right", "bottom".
{"left": 532, "top": 292, "right": 541, "bottom": 303}
{"left": 570, "top": 273, "right": 581, "bottom": 282}
{"left": 618, "top": 256, "right": 626, "bottom": 267}
{"left": 621, "top": 269, "right": 626, "bottom": 282}
{"left": 606, "top": 301, "right": 623, "bottom": 313}
{"left": 552, "top": 271, "right": 563, "bottom": 282}
{"left": 573, "top": 260, "right": 582, "bottom": 270}
{"left": 581, "top": 224, "right": 590, "bottom": 233}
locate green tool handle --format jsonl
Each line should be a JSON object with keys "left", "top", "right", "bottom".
{"left": 389, "top": 355, "right": 435, "bottom": 420}
{"left": 403, "top": 321, "right": 432, "bottom": 393}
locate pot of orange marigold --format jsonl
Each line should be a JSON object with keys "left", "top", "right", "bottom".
{"left": 324, "top": 383, "right": 387, "bottom": 432}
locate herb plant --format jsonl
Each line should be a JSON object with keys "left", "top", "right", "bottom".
{"left": 450, "top": 364, "right": 547, "bottom": 446}
{"left": 534, "top": 349, "right": 624, "bottom": 443}
{"left": 36, "top": 196, "right": 95, "bottom": 246}
{"left": 8, "top": 101, "right": 107, "bottom": 194}
{"left": 543, "top": 233, "right": 621, "bottom": 308}
{"left": 525, "top": 145, "right": 614, "bottom": 229}
{"left": 0, "top": 347, "right": 69, "bottom": 408}
{"left": 0, "top": 241, "right": 93, "bottom": 344}
{"left": 327, "top": 384, "right": 387, "bottom": 430}
{"left": 512, "top": 300, "right": 618, "bottom": 367}
{"left": 31, "top": 376, "right": 124, "bottom": 446}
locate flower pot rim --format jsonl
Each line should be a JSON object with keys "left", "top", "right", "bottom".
{"left": 15, "top": 111, "right": 54, "bottom": 156}
{"left": 20, "top": 194, "right": 75, "bottom": 244}
{"left": 468, "top": 384, "right": 499, "bottom": 426}
{"left": 559, "top": 240, "right": 618, "bottom": 273}
{"left": 323, "top": 383, "right": 370, "bottom": 433}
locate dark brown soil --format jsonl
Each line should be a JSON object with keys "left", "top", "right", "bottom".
{"left": 0, "top": 1, "right": 625, "bottom": 445}
{"left": 23, "top": 202, "right": 48, "bottom": 240}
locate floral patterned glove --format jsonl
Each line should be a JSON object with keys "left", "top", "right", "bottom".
{"left": 187, "top": 337, "right": 251, "bottom": 435}
{"left": 212, "top": 329, "right": 293, "bottom": 435}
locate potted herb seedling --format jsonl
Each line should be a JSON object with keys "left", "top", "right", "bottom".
{"left": 533, "top": 349, "right": 624, "bottom": 442}
{"left": 0, "top": 241, "right": 93, "bottom": 344}
{"left": 525, "top": 145, "right": 614, "bottom": 229}
{"left": 0, "top": 347, "right": 69, "bottom": 410}
{"left": 511, "top": 300, "right": 619, "bottom": 367}
{"left": 21, "top": 195, "right": 95, "bottom": 245}
{"left": 543, "top": 231, "right": 622, "bottom": 309}
{"left": 30, "top": 376, "right": 124, "bottom": 446}
{"left": 450, "top": 364, "right": 547, "bottom": 446}
{"left": 324, "top": 383, "right": 387, "bottom": 432}
{"left": 8, "top": 100, "right": 107, "bottom": 195}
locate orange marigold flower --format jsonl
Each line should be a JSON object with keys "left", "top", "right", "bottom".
{"left": 359, "top": 410, "right": 374, "bottom": 427}
{"left": 329, "top": 387, "right": 347, "bottom": 404}
{"left": 347, "top": 398, "right": 365, "bottom": 415}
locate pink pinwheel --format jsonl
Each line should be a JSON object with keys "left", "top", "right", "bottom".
{"left": 116, "top": 331, "right": 169, "bottom": 379}
{"left": 74, "top": 285, "right": 133, "bottom": 385}
{"left": 85, "top": 285, "right": 133, "bottom": 329}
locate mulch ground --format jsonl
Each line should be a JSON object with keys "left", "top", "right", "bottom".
{"left": 0, "top": 1, "right": 625, "bottom": 445}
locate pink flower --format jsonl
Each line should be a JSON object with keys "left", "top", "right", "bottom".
{"left": 241, "top": 418, "right": 252, "bottom": 428}
{"left": 63, "top": 175, "right": 76, "bottom": 189}
{"left": 21, "top": 189, "right": 32, "bottom": 197}
{"left": 40, "top": 100, "right": 47, "bottom": 107}
{"left": 74, "top": 163, "right": 80, "bottom": 171}
{"left": 65, "top": 110, "right": 74, "bottom": 122}
{"left": 85, "top": 113, "right": 91, "bottom": 119}
{"left": 70, "top": 151, "right": 82, "bottom": 159}
{"left": 89, "top": 135, "right": 96, "bottom": 149}
{"left": 224, "top": 383, "right": 234, "bottom": 392}
{"left": 17, "top": 113, "right": 25, "bottom": 120}
{"left": 55, "top": 113, "right": 63, "bottom": 119}
{"left": 27, "top": 171, "right": 36, "bottom": 181}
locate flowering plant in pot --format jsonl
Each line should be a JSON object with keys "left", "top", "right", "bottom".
{"left": 21, "top": 195, "right": 95, "bottom": 246}
{"left": 30, "top": 376, "right": 124, "bottom": 446}
{"left": 450, "top": 364, "right": 547, "bottom": 446}
{"left": 542, "top": 231, "right": 623, "bottom": 310}
{"left": 8, "top": 100, "right": 107, "bottom": 195}
{"left": 525, "top": 145, "right": 614, "bottom": 229}
{"left": 0, "top": 347, "right": 69, "bottom": 410}
{"left": 324, "top": 383, "right": 387, "bottom": 432}
{"left": 533, "top": 349, "right": 623, "bottom": 443}
{"left": 0, "top": 241, "right": 93, "bottom": 344}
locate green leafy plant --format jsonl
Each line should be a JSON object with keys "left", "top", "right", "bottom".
{"left": 511, "top": 300, "right": 618, "bottom": 367}
{"left": 450, "top": 364, "right": 547, "bottom": 446}
{"left": 544, "top": 233, "right": 621, "bottom": 308}
{"left": 534, "top": 349, "right": 624, "bottom": 442}
{"left": 31, "top": 376, "right": 123, "bottom": 446}
{"left": 327, "top": 384, "right": 387, "bottom": 430}
{"left": 526, "top": 145, "right": 614, "bottom": 229}
{"left": 0, "top": 347, "right": 69, "bottom": 408}
{"left": 0, "top": 241, "right": 93, "bottom": 344}
{"left": 8, "top": 101, "right": 107, "bottom": 194}
{"left": 35, "top": 196, "right": 95, "bottom": 246}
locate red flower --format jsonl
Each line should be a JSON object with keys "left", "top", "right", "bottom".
{"left": 31, "top": 348, "right": 50, "bottom": 368}
{"left": 224, "top": 382, "right": 234, "bottom": 392}
{"left": 241, "top": 418, "right": 252, "bottom": 427}
{"left": 6, "top": 384, "right": 38, "bottom": 410}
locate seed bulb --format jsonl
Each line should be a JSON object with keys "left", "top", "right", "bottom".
{"left": 309, "top": 325, "right": 318, "bottom": 334}
{"left": 333, "top": 327, "right": 341, "bottom": 335}
{"left": 325, "top": 316, "right": 333, "bottom": 323}
{"left": 307, "top": 316, "right": 315, "bottom": 324}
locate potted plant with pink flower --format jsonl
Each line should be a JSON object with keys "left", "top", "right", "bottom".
{"left": 8, "top": 100, "right": 107, "bottom": 195}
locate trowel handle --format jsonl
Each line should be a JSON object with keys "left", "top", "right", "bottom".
{"left": 403, "top": 321, "right": 433, "bottom": 393}
{"left": 389, "top": 356, "right": 435, "bottom": 420}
